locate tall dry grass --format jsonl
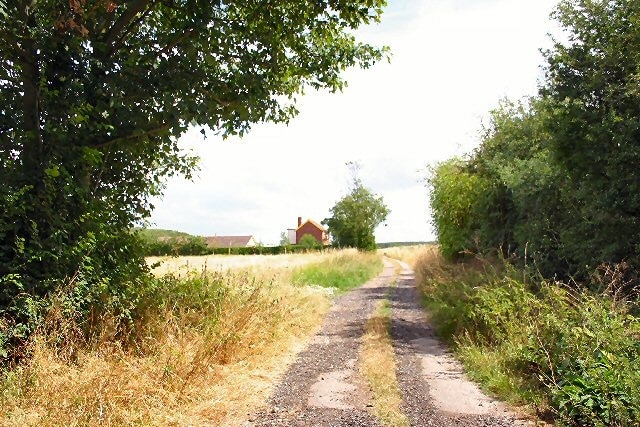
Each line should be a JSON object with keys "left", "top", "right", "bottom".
{"left": 1, "top": 268, "right": 331, "bottom": 426}
{"left": 380, "top": 244, "right": 437, "bottom": 271}
{"left": 1, "top": 249, "right": 385, "bottom": 426}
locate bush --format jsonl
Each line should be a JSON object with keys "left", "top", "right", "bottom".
{"left": 416, "top": 251, "right": 640, "bottom": 426}
{"left": 298, "top": 234, "right": 321, "bottom": 250}
{"left": 141, "top": 234, "right": 212, "bottom": 256}
{"left": 428, "top": 159, "right": 493, "bottom": 259}
{"left": 0, "top": 222, "right": 151, "bottom": 363}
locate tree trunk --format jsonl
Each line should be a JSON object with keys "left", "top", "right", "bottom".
{"left": 19, "top": 6, "right": 44, "bottom": 187}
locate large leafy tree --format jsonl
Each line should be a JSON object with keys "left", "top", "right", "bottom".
{"left": 466, "top": 98, "right": 572, "bottom": 274}
{"left": 541, "top": 0, "right": 640, "bottom": 271}
{"left": 323, "top": 164, "right": 389, "bottom": 251}
{"left": 428, "top": 157, "right": 492, "bottom": 259}
{"left": 430, "top": 0, "right": 640, "bottom": 283}
{"left": 0, "top": 1, "right": 386, "bottom": 342}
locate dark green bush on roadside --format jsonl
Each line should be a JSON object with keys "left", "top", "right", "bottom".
{"left": 428, "top": 0, "right": 640, "bottom": 285}
{"left": 417, "top": 254, "right": 640, "bottom": 426}
{"left": 0, "top": 215, "right": 151, "bottom": 363}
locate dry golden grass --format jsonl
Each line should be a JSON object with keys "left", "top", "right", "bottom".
{"left": 1, "top": 249, "right": 388, "bottom": 426}
{"left": 360, "top": 298, "right": 410, "bottom": 427}
{"left": 379, "top": 244, "right": 437, "bottom": 270}
{"left": 410, "top": 245, "right": 448, "bottom": 289}
{"left": 147, "top": 250, "right": 348, "bottom": 277}
{"left": 0, "top": 269, "right": 331, "bottom": 426}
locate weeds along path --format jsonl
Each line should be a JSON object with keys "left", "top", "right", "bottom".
{"left": 246, "top": 259, "right": 531, "bottom": 427}
{"left": 389, "top": 260, "right": 534, "bottom": 426}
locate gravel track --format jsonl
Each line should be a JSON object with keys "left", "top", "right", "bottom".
{"left": 246, "top": 259, "right": 534, "bottom": 427}
{"left": 389, "top": 261, "right": 531, "bottom": 427}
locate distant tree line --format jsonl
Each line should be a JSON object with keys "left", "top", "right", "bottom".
{"left": 429, "top": 0, "right": 640, "bottom": 289}
{"left": 141, "top": 232, "right": 327, "bottom": 257}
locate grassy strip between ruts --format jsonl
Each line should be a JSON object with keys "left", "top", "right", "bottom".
{"left": 292, "top": 250, "right": 383, "bottom": 292}
{"left": 360, "top": 278, "right": 410, "bottom": 427}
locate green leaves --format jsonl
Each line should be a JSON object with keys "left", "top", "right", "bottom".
{"left": 429, "top": 0, "right": 640, "bottom": 279}
{"left": 428, "top": 158, "right": 494, "bottom": 259}
{"left": 323, "top": 166, "right": 389, "bottom": 251}
{"left": 540, "top": 0, "right": 640, "bottom": 276}
{"left": 0, "top": 0, "right": 389, "bottom": 359}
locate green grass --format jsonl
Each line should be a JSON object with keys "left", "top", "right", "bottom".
{"left": 413, "top": 248, "right": 640, "bottom": 426}
{"left": 292, "top": 251, "right": 383, "bottom": 292}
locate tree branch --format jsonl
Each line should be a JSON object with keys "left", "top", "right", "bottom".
{"left": 156, "top": 28, "right": 196, "bottom": 58}
{"left": 103, "top": 0, "right": 150, "bottom": 51}
{"left": 92, "top": 124, "right": 170, "bottom": 148}
{"left": 18, "top": 2, "right": 43, "bottom": 179}
{"left": 106, "top": 1, "right": 157, "bottom": 58}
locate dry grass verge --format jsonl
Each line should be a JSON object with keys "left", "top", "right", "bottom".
{"left": 360, "top": 295, "right": 409, "bottom": 427}
{"left": 1, "top": 270, "right": 331, "bottom": 426}
{"left": 380, "top": 244, "right": 436, "bottom": 271}
{"left": 1, "top": 249, "right": 385, "bottom": 426}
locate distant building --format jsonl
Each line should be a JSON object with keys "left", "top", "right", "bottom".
{"left": 294, "top": 216, "right": 329, "bottom": 246}
{"left": 205, "top": 235, "right": 257, "bottom": 249}
{"left": 286, "top": 228, "right": 297, "bottom": 245}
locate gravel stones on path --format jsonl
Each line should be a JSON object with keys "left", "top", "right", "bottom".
{"left": 245, "top": 261, "right": 395, "bottom": 427}
{"left": 246, "top": 259, "right": 534, "bottom": 427}
{"left": 389, "top": 261, "right": 532, "bottom": 427}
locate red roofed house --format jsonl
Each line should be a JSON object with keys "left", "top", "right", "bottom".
{"left": 205, "top": 235, "right": 257, "bottom": 249}
{"left": 295, "top": 217, "right": 329, "bottom": 246}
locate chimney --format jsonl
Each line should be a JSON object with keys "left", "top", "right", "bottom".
{"left": 298, "top": 216, "right": 302, "bottom": 227}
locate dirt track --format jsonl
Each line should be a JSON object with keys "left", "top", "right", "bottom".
{"left": 245, "top": 259, "right": 533, "bottom": 426}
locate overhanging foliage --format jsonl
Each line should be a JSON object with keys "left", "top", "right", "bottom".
{"left": 0, "top": 0, "right": 388, "bottom": 359}
{"left": 429, "top": 0, "right": 640, "bottom": 286}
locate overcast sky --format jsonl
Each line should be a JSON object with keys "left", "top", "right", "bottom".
{"left": 147, "top": 0, "right": 560, "bottom": 246}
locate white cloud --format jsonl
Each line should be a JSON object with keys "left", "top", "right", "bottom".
{"left": 148, "top": 0, "right": 560, "bottom": 245}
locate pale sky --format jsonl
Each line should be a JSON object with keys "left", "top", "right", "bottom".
{"left": 147, "top": 0, "right": 560, "bottom": 246}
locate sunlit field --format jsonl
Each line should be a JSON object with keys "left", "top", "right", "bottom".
{"left": 379, "top": 244, "right": 436, "bottom": 269}
{"left": 147, "top": 250, "right": 353, "bottom": 276}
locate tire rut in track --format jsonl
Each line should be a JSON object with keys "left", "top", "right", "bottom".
{"left": 389, "top": 261, "right": 533, "bottom": 427}
{"left": 246, "top": 259, "right": 534, "bottom": 427}
{"left": 245, "top": 261, "right": 396, "bottom": 427}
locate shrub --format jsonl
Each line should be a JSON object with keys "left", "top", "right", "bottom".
{"left": 416, "top": 250, "right": 640, "bottom": 426}
{"left": 299, "top": 234, "right": 321, "bottom": 250}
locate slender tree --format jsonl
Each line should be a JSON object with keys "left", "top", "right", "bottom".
{"left": 323, "top": 163, "right": 389, "bottom": 251}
